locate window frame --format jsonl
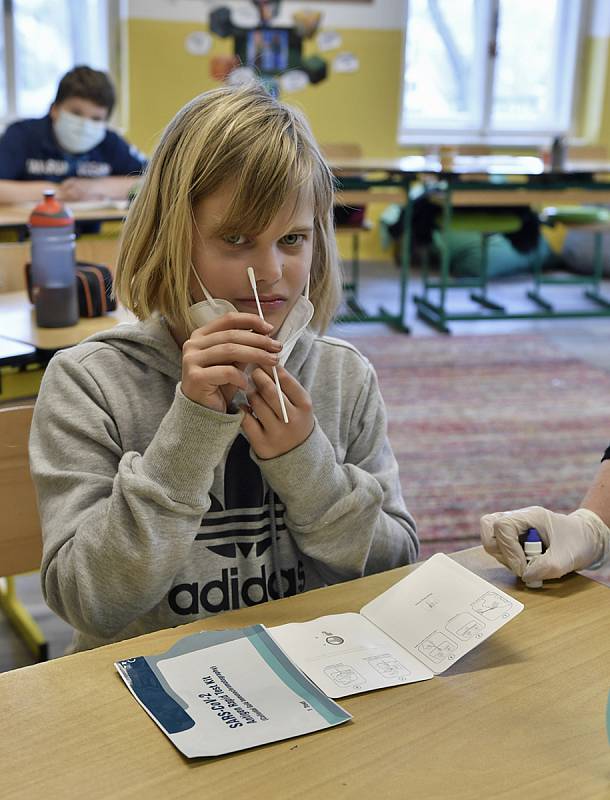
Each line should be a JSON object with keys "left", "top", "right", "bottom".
{"left": 398, "top": 0, "right": 587, "bottom": 146}
{"left": 0, "top": 0, "right": 122, "bottom": 128}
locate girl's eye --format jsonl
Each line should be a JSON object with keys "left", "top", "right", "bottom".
{"left": 281, "top": 233, "right": 304, "bottom": 246}
{"left": 223, "top": 233, "right": 247, "bottom": 245}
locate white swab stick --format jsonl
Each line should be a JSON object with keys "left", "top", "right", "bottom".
{"left": 247, "top": 266, "right": 289, "bottom": 424}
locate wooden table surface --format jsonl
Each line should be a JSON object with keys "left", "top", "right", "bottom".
{"left": 1, "top": 547, "right": 608, "bottom": 799}
{"left": 0, "top": 334, "right": 35, "bottom": 364}
{"left": 0, "top": 290, "right": 125, "bottom": 351}
{"left": 0, "top": 202, "right": 127, "bottom": 229}
{"left": 329, "top": 154, "right": 610, "bottom": 177}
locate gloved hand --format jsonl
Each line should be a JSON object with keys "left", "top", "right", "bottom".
{"left": 479, "top": 505, "right": 610, "bottom": 582}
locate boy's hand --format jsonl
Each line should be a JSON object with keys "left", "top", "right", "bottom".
{"left": 181, "top": 313, "right": 282, "bottom": 413}
{"left": 240, "top": 366, "right": 314, "bottom": 459}
{"left": 57, "top": 178, "right": 106, "bottom": 202}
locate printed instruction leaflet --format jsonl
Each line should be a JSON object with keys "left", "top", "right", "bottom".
{"left": 115, "top": 554, "right": 523, "bottom": 756}
{"left": 270, "top": 553, "right": 524, "bottom": 698}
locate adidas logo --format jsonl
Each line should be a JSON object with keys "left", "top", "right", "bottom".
{"left": 201, "top": 535, "right": 275, "bottom": 560}
{"left": 168, "top": 562, "right": 306, "bottom": 615}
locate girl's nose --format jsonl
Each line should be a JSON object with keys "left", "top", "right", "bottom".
{"left": 253, "top": 247, "right": 283, "bottom": 284}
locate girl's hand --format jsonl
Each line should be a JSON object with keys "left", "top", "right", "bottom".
{"left": 181, "top": 312, "right": 282, "bottom": 412}
{"left": 240, "top": 366, "right": 314, "bottom": 459}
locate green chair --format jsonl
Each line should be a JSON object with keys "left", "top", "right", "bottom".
{"left": 532, "top": 205, "right": 610, "bottom": 310}
{"left": 414, "top": 203, "right": 523, "bottom": 332}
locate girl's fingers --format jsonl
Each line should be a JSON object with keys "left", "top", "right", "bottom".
{"left": 189, "top": 328, "right": 282, "bottom": 353}
{"left": 193, "top": 312, "right": 273, "bottom": 336}
{"left": 250, "top": 368, "right": 288, "bottom": 418}
{"left": 186, "top": 343, "right": 281, "bottom": 369}
{"left": 240, "top": 404, "right": 264, "bottom": 439}
{"left": 251, "top": 367, "right": 310, "bottom": 414}
{"left": 186, "top": 364, "right": 248, "bottom": 391}
{"left": 246, "top": 389, "right": 280, "bottom": 427}
{"left": 272, "top": 366, "right": 310, "bottom": 406}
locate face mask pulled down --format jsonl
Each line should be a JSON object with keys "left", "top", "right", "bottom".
{"left": 188, "top": 269, "right": 314, "bottom": 410}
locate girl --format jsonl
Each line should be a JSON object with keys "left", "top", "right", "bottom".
{"left": 30, "top": 84, "right": 418, "bottom": 652}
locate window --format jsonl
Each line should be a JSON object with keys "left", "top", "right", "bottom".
{"left": 400, "top": 0, "right": 584, "bottom": 144}
{"left": 0, "top": 0, "right": 115, "bottom": 125}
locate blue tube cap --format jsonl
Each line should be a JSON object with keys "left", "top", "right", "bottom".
{"left": 525, "top": 527, "right": 542, "bottom": 543}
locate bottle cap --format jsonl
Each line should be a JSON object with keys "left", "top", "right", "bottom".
{"left": 29, "top": 190, "right": 74, "bottom": 228}
{"left": 525, "top": 527, "right": 542, "bottom": 543}
{"left": 523, "top": 527, "right": 543, "bottom": 588}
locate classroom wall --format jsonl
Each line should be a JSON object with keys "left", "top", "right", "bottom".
{"left": 125, "top": 0, "right": 405, "bottom": 156}
{"left": 125, "top": 0, "right": 405, "bottom": 261}
{"left": 123, "top": 0, "right": 610, "bottom": 263}
{"left": 583, "top": 0, "right": 610, "bottom": 148}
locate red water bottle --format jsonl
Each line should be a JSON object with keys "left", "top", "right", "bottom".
{"left": 29, "top": 190, "right": 78, "bottom": 327}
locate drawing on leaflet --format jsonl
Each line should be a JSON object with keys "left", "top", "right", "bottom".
{"left": 364, "top": 654, "right": 411, "bottom": 680}
{"left": 415, "top": 592, "right": 440, "bottom": 609}
{"left": 446, "top": 613, "right": 486, "bottom": 641}
{"left": 324, "top": 664, "right": 366, "bottom": 690}
{"left": 417, "top": 631, "right": 457, "bottom": 664}
{"left": 471, "top": 591, "right": 512, "bottom": 620}
{"left": 313, "top": 630, "right": 345, "bottom": 646}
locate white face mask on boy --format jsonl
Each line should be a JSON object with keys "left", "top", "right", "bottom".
{"left": 53, "top": 110, "right": 107, "bottom": 154}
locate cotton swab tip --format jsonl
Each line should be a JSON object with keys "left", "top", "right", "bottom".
{"left": 247, "top": 266, "right": 264, "bottom": 319}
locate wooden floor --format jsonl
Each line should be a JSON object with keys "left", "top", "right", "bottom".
{"left": 3, "top": 260, "right": 610, "bottom": 671}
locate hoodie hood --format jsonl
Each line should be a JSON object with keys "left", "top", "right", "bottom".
{"left": 82, "top": 316, "right": 183, "bottom": 381}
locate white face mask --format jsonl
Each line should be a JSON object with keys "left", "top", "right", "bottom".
{"left": 188, "top": 266, "right": 314, "bottom": 367}
{"left": 53, "top": 110, "right": 107, "bottom": 154}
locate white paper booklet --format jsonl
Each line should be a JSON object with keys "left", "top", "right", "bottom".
{"left": 115, "top": 624, "right": 350, "bottom": 758}
{"left": 270, "top": 554, "right": 524, "bottom": 698}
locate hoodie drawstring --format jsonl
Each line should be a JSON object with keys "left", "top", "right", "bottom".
{"left": 269, "top": 489, "right": 284, "bottom": 599}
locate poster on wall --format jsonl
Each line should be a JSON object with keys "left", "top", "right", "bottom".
{"left": 201, "top": 0, "right": 360, "bottom": 95}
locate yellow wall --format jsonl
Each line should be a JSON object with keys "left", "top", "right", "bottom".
{"left": 126, "top": 18, "right": 403, "bottom": 260}
{"left": 586, "top": 36, "right": 610, "bottom": 147}
{"left": 126, "top": 17, "right": 610, "bottom": 263}
{"left": 126, "top": 20, "right": 403, "bottom": 157}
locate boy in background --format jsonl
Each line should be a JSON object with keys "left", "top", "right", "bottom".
{"left": 0, "top": 65, "right": 146, "bottom": 204}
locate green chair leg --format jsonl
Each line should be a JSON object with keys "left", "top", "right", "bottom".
{"left": 470, "top": 235, "right": 506, "bottom": 312}
{"left": 584, "top": 231, "right": 610, "bottom": 308}
{"left": 351, "top": 232, "right": 360, "bottom": 304}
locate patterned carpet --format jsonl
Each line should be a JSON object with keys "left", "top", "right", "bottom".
{"left": 340, "top": 332, "right": 610, "bottom": 567}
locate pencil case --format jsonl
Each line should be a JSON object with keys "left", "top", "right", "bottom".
{"left": 25, "top": 262, "right": 117, "bottom": 318}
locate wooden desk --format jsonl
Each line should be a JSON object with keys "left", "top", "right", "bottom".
{"left": 0, "top": 334, "right": 35, "bottom": 366}
{"left": 0, "top": 202, "right": 127, "bottom": 229}
{"left": 1, "top": 547, "right": 608, "bottom": 799}
{"left": 0, "top": 290, "right": 125, "bottom": 352}
{"left": 330, "top": 154, "right": 546, "bottom": 176}
{"left": 331, "top": 154, "right": 610, "bottom": 178}
{"left": 328, "top": 155, "right": 610, "bottom": 332}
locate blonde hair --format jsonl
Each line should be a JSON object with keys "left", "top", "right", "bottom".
{"left": 115, "top": 83, "right": 341, "bottom": 333}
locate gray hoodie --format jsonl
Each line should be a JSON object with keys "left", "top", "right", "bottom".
{"left": 30, "top": 316, "right": 418, "bottom": 652}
